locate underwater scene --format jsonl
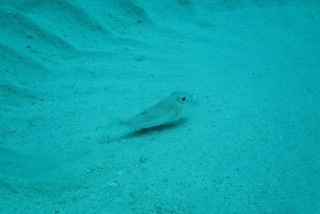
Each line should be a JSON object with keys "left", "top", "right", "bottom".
{"left": 1, "top": 0, "right": 320, "bottom": 213}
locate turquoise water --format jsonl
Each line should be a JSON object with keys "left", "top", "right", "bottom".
{"left": 1, "top": 1, "right": 320, "bottom": 213}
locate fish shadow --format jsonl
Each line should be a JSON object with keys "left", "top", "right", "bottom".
{"left": 122, "top": 118, "right": 188, "bottom": 140}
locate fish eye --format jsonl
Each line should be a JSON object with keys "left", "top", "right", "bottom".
{"left": 181, "top": 97, "right": 187, "bottom": 102}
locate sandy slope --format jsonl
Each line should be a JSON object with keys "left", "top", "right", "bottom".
{"left": 1, "top": 0, "right": 320, "bottom": 213}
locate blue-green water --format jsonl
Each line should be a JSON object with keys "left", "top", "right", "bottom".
{"left": 1, "top": 1, "right": 319, "bottom": 213}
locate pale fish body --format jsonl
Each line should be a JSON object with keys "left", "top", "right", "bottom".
{"left": 119, "top": 91, "right": 196, "bottom": 129}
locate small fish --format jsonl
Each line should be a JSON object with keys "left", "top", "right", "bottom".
{"left": 108, "top": 91, "right": 196, "bottom": 130}
{"left": 119, "top": 91, "right": 196, "bottom": 129}
{"left": 103, "top": 91, "right": 197, "bottom": 142}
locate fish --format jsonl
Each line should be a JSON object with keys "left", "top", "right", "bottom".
{"left": 118, "top": 91, "right": 196, "bottom": 129}
{"left": 103, "top": 91, "right": 197, "bottom": 142}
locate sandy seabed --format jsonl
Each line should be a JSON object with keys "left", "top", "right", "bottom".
{"left": 1, "top": 0, "right": 320, "bottom": 213}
